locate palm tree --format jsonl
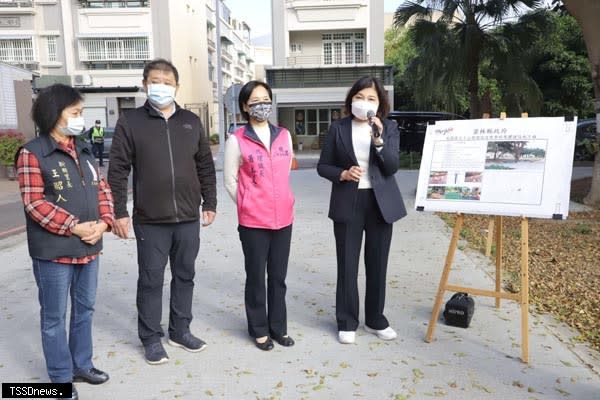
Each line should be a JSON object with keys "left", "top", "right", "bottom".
{"left": 394, "top": 0, "right": 544, "bottom": 118}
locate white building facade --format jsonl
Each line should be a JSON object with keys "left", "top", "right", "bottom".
{"left": 205, "top": 0, "right": 255, "bottom": 133}
{"left": 0, "top": 0, "right": 255, "bottom": 136}
{"left": 269, "top": 0, "right": 393, "bottom": 149}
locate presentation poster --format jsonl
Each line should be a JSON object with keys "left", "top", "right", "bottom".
{"left": 415, "top": 117, "right": 577, "bottom": 219}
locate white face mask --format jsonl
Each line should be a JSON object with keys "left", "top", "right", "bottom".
{"left": 147, "top": 83, "right": 176, "bottom": 108}
{"left": 351, "top": 100, "right": 378, "bottom": 121}
{"left": 60, "top": 117, "right": 86, "bottom": 136}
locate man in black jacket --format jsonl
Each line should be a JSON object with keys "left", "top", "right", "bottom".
{"left": 108, "top": 59, "right": 217, "bottom": 365}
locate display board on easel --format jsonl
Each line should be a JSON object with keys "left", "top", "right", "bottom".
{"left": 415, "top": 117, "right": 578, "bottom": 219}
{"left": 416, "top": 116, "right": 578, "bottom": 363}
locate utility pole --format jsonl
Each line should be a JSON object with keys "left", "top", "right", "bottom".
{"left": 215, "top": 0, "right": 225, "bottom": 171}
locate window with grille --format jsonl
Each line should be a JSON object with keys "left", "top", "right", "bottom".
{"left": 0, "top": 1, "right": 33, "bottom": 7}
{"left": 0, "top": 38, "right": 34, "bottom": 63}
{"left": 208, "top": 61, "right": 214, "bottom": 81}
{"left": 79, "top": 37, "right": 149, "bottom": 61}
{"left": 295, "top": 108, "right": 341, "bottom": 136}
{"left": 321, "top": 32, "right": 365, "bottom": 65}
{"left": 323, "top": 42, "right": 332, "bottom": 65}
{"left": 78, "top": 0, "right": 150, "bottom": 7}
{"left": 47, "top": 36, "right": 57, "bottom": 62}
{"left": 354, "top": 42, "right": 364, "bottom": 64}
{"left": 290, "top": 43, "right": 302, "bottom": 54}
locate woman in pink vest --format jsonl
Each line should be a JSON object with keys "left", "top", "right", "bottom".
{"left": 223, "top": 81, "right": 296, "bottom": 351}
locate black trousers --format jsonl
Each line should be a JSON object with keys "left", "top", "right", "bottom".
{"left": 238, "top": 224, "right": 292, "bottom": 338}
{"left": 92, "top": 143, "right": 104, "bottom": 166}
{"left": 333, "top": 189, "right": 393, "bottom": 331}
{"left": 133, "top": 221, "right": 200, "bottom": 345}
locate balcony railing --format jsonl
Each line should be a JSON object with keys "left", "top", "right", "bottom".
{"left": 0, "top": 38, "right": 36, "bottom": 65}
{"left": 78, "top": 0, "right": 150, "bottom": 8}
{"left": 78, "top": 37, "right": 149, "bottom": 61}
{"left": 0, "top": 1, "right": 33, "bottom": 7}
{"left": 0, "top": 0, "right": 34, "bottom": 14}
{"left": 266, "top": 65, "right": 393, "bottom": 89}
{"left": 286, "top": 54, "right": 371, "bottom": 66}
{"left": 221, "top": 49, "right": 233, "bottom": 62}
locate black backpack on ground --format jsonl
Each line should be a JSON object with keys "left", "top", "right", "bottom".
{"left": 443, "top": 292, "right": 475, "bottom": 328}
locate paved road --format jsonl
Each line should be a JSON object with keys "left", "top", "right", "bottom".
{"left": 0, "top": 168, "right": 599, "bottom": 400}
{"left": 0, "top": 203, "right": 24, "bottom": 239}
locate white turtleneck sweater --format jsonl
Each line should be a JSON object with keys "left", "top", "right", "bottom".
{"left": 352, "top": 120, "right": 375, "bottom": 189}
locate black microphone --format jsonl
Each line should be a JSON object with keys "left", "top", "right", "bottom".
{"left": 367, "top": 110, "right": 380, "bottom": 138}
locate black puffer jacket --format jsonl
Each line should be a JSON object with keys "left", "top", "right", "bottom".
{"left": 108, "top": 101, "right": 216, "bottom": 224}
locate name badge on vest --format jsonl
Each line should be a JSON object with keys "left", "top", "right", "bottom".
{"left": 86, "top": 160, "right": 99, "bottom": 185}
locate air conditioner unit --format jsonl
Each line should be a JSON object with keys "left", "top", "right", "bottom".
{"left": 72, "top": 74, "right": 93, "bottom": 86}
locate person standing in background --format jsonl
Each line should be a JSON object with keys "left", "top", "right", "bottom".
{"left": 108, "top": 59, "right": 217, "bottom": 365}
{"left": 88, "top": 120, "right": 105, "bottom": 166}
{"left": 317, "top": 76, "right": 407, "bottom": 345}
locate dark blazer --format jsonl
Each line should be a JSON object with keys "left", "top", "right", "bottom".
{"left": 317, "top": 116, "right": 407, "bottom": 224}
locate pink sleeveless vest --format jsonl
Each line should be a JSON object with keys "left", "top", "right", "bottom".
{"left": 234, "top": 125, "right": 295, "bottom": 229}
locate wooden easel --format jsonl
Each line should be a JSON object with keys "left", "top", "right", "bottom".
{"left": 424, "top": 214, "right": 530, "bottom": 362}
{"left": 424, "top": 112, "right": 531, "bottom": 363}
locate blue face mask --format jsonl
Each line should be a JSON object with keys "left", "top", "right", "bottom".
{"left": 60, "top": 117, "right": 86, "bottom": 136}
{"left": 147, "top": 83, "right": 176, "bottom": 108}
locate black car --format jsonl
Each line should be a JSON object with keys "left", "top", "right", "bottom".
{"left": 575, "top": 119, "right": 597, "bottom": 161}
{"left": 225, "top": 121, "right": 247, "bottom": 141}
{"left": 387, "top": 111, "right": 464, "bottom": 153}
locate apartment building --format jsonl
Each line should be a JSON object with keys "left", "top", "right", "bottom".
{"left": 205, "top": 0, "right": 255, "bottom": 132}
{"left": 268, "top": 0, "right": 393, "bottom": 149}
{"left": 0, "top": 0, "right": 255, "bottom": 136}
{"left": 0, "top": 62, "right": 35, "bottom": 137}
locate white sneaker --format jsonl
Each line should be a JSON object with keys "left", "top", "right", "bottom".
{"left": 365, "top": 326, "right": 397, "bottom": 340}
{"left": 338, "top": 331, "right": 356, "bottom": 344}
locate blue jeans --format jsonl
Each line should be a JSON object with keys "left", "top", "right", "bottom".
{"left": 32, "top": 258, "right": 99, "bottom": 383}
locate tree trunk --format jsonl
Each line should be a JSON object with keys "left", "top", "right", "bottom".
{"left": 468, "top": 55, "right": 481, "bottom": 119}
{"left": 564, "top": 0, "right": 600, "bottom": 206}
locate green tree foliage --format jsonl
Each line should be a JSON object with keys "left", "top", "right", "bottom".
{"left": 393, "top": 0, "right": 544, "bottom": 118}
{"left": 481, "top": 10, "right": 551, "bottom": 116}
{"left": 384, "top": 21, "right": 470, "bottom": 113}
{"left": 385, "top": 4, "right": 593, "bottom": 118}
{"left": 384, "top": 27, "right": 418, "bottom": 110}
{"left": 517, "top": 10, "right": 594, "bottom": 117}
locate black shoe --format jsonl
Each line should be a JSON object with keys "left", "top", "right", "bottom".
{"left": 272, "top": 334, "right": 295, "bottom": 347}
{"left": 57, "top": 384, "right": 77, "bottom": 400}
{"left": 144, "top": 341, "right": 169, "bottom": 365}
{"left": 168, "top": 332, "right": 207, "bottom": 353}
{"left": 255, "top": 337, "right": 274, "bottom": 351}
{"left": 73, "top": 368, "right": 109, "bottom": 385}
